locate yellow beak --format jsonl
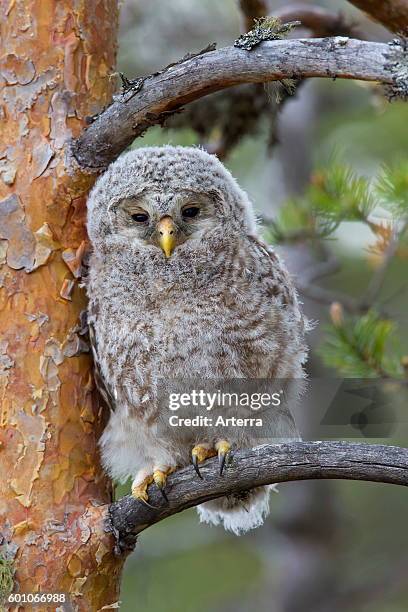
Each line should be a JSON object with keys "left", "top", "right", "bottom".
{"left": 157, "top": 216, "right": 177, "bottom": 258}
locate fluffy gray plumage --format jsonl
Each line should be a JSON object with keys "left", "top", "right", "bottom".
{"left": 86, "top": 145, "right": 308, "bottom": 535}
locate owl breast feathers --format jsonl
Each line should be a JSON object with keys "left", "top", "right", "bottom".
{"left": 86, "top": 145, "right": 308, "bottom": 535}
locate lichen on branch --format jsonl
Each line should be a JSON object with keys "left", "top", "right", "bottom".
{"left": 234, "top": 17, "right": 300, "bottom": 50}
{"left": 384, "top": 38, "right": 408, "bottom": 100}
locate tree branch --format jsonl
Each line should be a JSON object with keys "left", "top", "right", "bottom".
{"left": 70, "top": 38, "right": 396, "bottom": 172}
{"left": 296, "top": 282, "right": 369, "bottom": 314}
{"left": 274, "top": 4, "right": 361, "bottom": 38}
{"left": 347, "top": 0, "right": 408, "bottom": 35}
{"left": 166, "top": 6, "right": 360, "bottom": 160}
{"left": 108, "top": 441, "right": 408, "bottom": 543}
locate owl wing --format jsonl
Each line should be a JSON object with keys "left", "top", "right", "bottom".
{"left": 249, "top": 236, "right": 305, "bottom": 442}
{"left": 88, "top": 313, "right": 117, "bottom": 413}
{"left": 249, "top": 234, "right": 301, "bottom": 310}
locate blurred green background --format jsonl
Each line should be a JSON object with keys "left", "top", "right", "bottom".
{"left": 115, "top": 1, "right": 408, "bottom": 610}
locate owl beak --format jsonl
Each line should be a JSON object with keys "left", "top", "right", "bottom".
{"left": 157, "top": 216, "right": 177, "bottom": 258}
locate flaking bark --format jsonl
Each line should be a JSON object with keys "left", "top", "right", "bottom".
{"left": 0, "top": 2, "right": 127, "bottom": 610}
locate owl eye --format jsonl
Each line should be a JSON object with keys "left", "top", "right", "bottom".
{"left": 182, "top": 206, "right": 200, "bottom": 219}
{"left": 131, "top": 212, "right": 149, "bottom": 223}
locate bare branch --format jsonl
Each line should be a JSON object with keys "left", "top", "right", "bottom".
{"left": 296, "top": 220, "right": 408, "bottom": 315}
{"left": 108, "top": 441, "right": 408, "bottom": 543}
{"left": 294, "top": 245, "right": 365, "bottom": 313}
{"left": 304, "top": 244, "right": 341, "bottom": 283}
{"left": 361, "top": 219, "right": 408, "bottom": 308}
{"left": 295, "top": 281, "right": 369, "bottom": 314}
{"left": 70, "top": 38, "right": 395, "bottom": 172}
{"left": 273, "top": 4, "right": 361, "bottom": 38}
{"left": 347, "top": 0, "right": 408, "bottom": 35}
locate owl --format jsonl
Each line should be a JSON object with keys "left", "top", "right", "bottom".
{"left": 86, "top": 146, "right": 308, "bottom": 535}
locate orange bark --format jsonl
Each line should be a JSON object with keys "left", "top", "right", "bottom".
{"left": 0, "top": 1, "right": 126, "bottom": 609}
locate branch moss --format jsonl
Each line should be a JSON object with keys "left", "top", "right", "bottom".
{"left": 384, "top": 38, "right": 408, "bottom": 101}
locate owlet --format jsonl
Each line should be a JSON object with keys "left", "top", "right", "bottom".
{"left": 87, "top": 146, "right": 308, "bottom": 535}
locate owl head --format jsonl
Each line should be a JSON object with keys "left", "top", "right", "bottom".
{"left": 87, "top": 146, "right": 257, "bottom": 269}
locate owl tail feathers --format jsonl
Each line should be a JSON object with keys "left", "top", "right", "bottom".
{"left": 196, "top": 484, "right": 277, "bottom": 535}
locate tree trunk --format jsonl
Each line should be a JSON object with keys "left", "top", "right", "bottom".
{"left": 0, "top": 1, "right": 126, "bottom": 609}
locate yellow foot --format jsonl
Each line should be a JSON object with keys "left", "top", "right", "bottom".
{"left": 131, "top": 475, "right": 154, "bottom": 503}
{"left": 216, "top": 440, "right": 232, "bottom": 475}
{"left": 191, "top": 444, "right": 217, "bottom": 479}
{"left": 153, "top": 467, "right": 175, "bottom": 501}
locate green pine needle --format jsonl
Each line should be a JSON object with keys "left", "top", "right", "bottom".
{"left": 310, "top": 164, "right": 375, "bottom": 223}
{"left": 376, "top": 162, "right": 408, "bottom": 219}
{"left": 319, "top": 310, "right": 404, "bottom": 378}
{"left": 264, "top": 161, "right": 406, "bottom": 245}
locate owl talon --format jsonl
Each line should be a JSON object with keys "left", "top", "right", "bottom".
{"left": 192, "top": 454, "right": 203, "bottom": 479}
{"left": 216, "top": 440, "right": 232, "bottom": 476}
{"left": 131, "top": 477, "right": 161, "bottom": 509}
{"left": 132, "top": 475, "right": 154, "bottom": 505}
{"left": 153, "top": 468, "right": 174, "bottom": 502}
{"left": 140, "top": 498, "right": 159, "bottom": 509}
{"left": 191, "top": 444, "right": 217, "bottom": 479}
{"left": 218, "top": 452, "right": 227, "bottom": 476}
